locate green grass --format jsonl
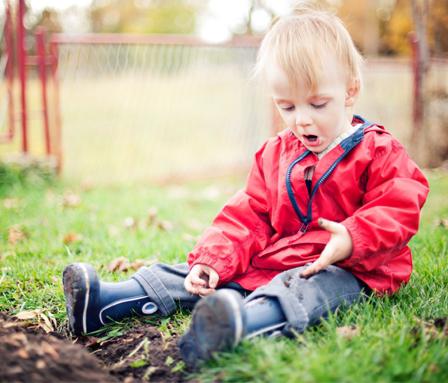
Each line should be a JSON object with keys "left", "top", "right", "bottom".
{"left": 1, "top": 168, "right": 447, "bottom": 382}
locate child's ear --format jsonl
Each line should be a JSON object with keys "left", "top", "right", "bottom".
{"left": 345, "top": 79, "right": 360, "bottom": 107}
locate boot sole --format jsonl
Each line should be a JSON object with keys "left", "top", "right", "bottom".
{"left": 62, "top": 263, "right": 99, "bottom": 336}
{"left": 179, "top": 289, "right": 245, "bottom": 368}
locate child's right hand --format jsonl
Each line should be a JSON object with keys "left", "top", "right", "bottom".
{"left": 184, "top": 264, "right": 220, "bottom": 297}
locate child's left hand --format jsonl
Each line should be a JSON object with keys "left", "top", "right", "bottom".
{"left": 300, "top": 218, "right": 353, "bottom": 278}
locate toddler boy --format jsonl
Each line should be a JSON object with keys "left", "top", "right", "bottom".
{"left": 63, "top": 6, "right": 429, "bottom": 368}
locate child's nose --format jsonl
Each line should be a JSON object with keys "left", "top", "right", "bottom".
{"left": 294, "top": 109, "right": 312, "bottom": 127}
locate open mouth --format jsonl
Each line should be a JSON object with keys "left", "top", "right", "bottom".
{"left": 302, "top": 134, "right": 321, "bottom": 147}
{"left": 304, "top": 135, "right": 318, "bottom": 142}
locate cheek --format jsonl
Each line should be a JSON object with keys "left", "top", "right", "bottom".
{"left": 278, "top": 110, "right": 295, "bottom": 126}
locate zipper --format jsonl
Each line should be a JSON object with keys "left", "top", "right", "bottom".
{"left": 286, "top": 117, "right": 371, "bottom": 233}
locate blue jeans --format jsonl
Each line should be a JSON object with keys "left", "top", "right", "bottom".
{"left": 133, "top": 263, "right": 367, "bottom": 335}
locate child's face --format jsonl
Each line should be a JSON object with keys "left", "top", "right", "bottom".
{"left": 267, "top": 55, "right": 358, "bottom": 153}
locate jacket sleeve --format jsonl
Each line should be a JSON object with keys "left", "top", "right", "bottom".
{"left": 339, "top": 137, "right": 429, "bottom": 270}
{"left": 187, "top": 142, "right": 274, "bottom": 284}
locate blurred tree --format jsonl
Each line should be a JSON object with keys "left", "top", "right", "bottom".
{"left": 378, "top": 0, "right": 447, "bottom": 56}
{"left": 90, "top": 0, "right": 201, "bottom": 34}
{"left": 30, "top": 8, "right": 63, "bottom": 34}
{"left": 338, "top": 0, "right": 381, "bottom": 56}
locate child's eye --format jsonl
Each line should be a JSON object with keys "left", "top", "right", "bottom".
{"left": 311, "top": 102, "right": 327, "bottom": 109}
{"left": 280, "top": 105, "right": 295, "bottom": 112}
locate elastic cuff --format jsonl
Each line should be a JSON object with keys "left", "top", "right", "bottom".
{"left": 133, "top": 266, "right": 176, "bottom": 316}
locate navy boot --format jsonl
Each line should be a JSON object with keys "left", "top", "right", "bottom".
{"left": 178, "top": 289, "right": 287, "bottom": 368}
{"left": 63, "top": 263, "right": 158, "bottom": 336}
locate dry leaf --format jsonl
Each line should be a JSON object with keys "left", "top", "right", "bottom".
{"left": 336, "top": 325, "right": 360, "bottom": 340}
{"left": 3, "top": 198, "right": 19, "bottom": 209}
{"left": 63, "top": 232, "right": 83, "bottom": 245}
{"left": 63, "top": 192, "right": 81, "bottom": 208}
{"left": 107, "top": 257, "right": 130, "bottom": 272}
{"left": 436, "top": 218, "right": 448, "bottom": 228}
{"left": 8, "top": 225, "right": 26, "bottom": 245}
{"left": 14, "top": 309, "right": 57, "bottom": 333}
{"left": 157, "top": 220, "right": 174, "bottom": 232}
{"left": 146, "top": 207, "right": 159, "bottom": 226}
{"left": 107, "top": 257, "right": 155, "bottom": 273}
{"left": 36, "top": 360, "right": 46, "bottom": 369}
{"left": 414, "top": 317, "right": 448, "bottom": 339}
{"left": 15, "top": 309, "right": 42, "bottom": 321}
{"left": 129, "top": 259, "right": 146, "bottom": 271}
{"left": 39, "top": 313, "right": 55, "bottom": 333}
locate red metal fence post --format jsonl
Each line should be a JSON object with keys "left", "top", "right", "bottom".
{"left": 36, "top": 27, "right": 51, "bottom": 156}
{"left": 4, "top": 0, "right": 15, "bottom": 142}
{"left": 17, "top": 0, "right": 28, "bottom": 153}
{"left": 49, "top": 41, "right": 62, "bottom": 173}
{"left": 409, "top": 32, "right": 421, "bottom": 128}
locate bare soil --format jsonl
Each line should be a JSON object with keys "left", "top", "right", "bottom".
{"left": 0, "top": 313, "right": 187, "bottom": 383}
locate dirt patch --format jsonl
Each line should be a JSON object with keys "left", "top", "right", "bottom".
{"left": 79, "top": 322, "right": 186, "bottom": 382}
{"left": 0, "top": 313, "right": 188, "bottom": 382}
{"left": 0, "top": 313, "right": 117, "bottom": 382}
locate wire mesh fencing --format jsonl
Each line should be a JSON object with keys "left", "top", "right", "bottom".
{"left": 55, "top": 37, "right": 272, "bottom": 183}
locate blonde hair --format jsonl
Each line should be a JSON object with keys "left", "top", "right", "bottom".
{"left": 254, "top": 5, "right": 364, "bottom": 92}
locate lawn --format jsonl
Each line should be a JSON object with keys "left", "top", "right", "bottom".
{"left": 0, "top": 165, "right": 447, "bottom": 382}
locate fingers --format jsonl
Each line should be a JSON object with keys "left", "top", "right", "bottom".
{"left": 207, "top": 269, "right": 219, "bottom": 289}
{"left": 300, "top": 258, "right": 327, "bottom": 278}
{"left": 184, "top": 264, "right": 220, "bottom": 296}
{"left": 318, "top": 217, "right": 344, "bottom": 234}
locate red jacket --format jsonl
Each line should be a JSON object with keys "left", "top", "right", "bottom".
{"left": 188, "top": 116, "right": 429, "bottom": 294}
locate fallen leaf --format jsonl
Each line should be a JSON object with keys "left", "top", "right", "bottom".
{"left": 157, "top": 220, "right": 174, "bottom": 232}
{"left": 146, "top": 207, "right": 158, "bottom": 226}
{"left": 336, "top": 325, "right": 360, "bottom": 340}
{"left": 36, "top": 360, "right": 46, "bottom": 369}
{"left": 129, "top": 259, "right": 146, "bottom": 271}
{"left": 63, "top": 232, "right": 83, "bottom": 245}
{"left": 14, "top": 309, "right": 58, "bottom": 333}
{"left": 8, "top": 225, "right": 27, "bottom": 245}
{"left": 62, "top": 192, "right": 81, "bottom": 208}
{"left": 414, "top": 317, "right": 448, "bottom": 339}
{"left": 39, "top": 312, "right": 55, "bottom": 333}
{"left": 436, "top": 218, "right": 448, "bottom": 228}
{"left": 107, "top": 257, "right": 130, "bottom": 272}
{"left": 15, "top": 309, "right": 42, "bottom": 321}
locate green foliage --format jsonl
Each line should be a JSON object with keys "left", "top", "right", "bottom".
{"left": 0, "top": 158, "right": 55, "bottom": 197}
{"left": 90, "top": 0, "right": 199, "bottom": 35}
{"left": 0, "top": 171, "right": 447, "bottom": 382}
